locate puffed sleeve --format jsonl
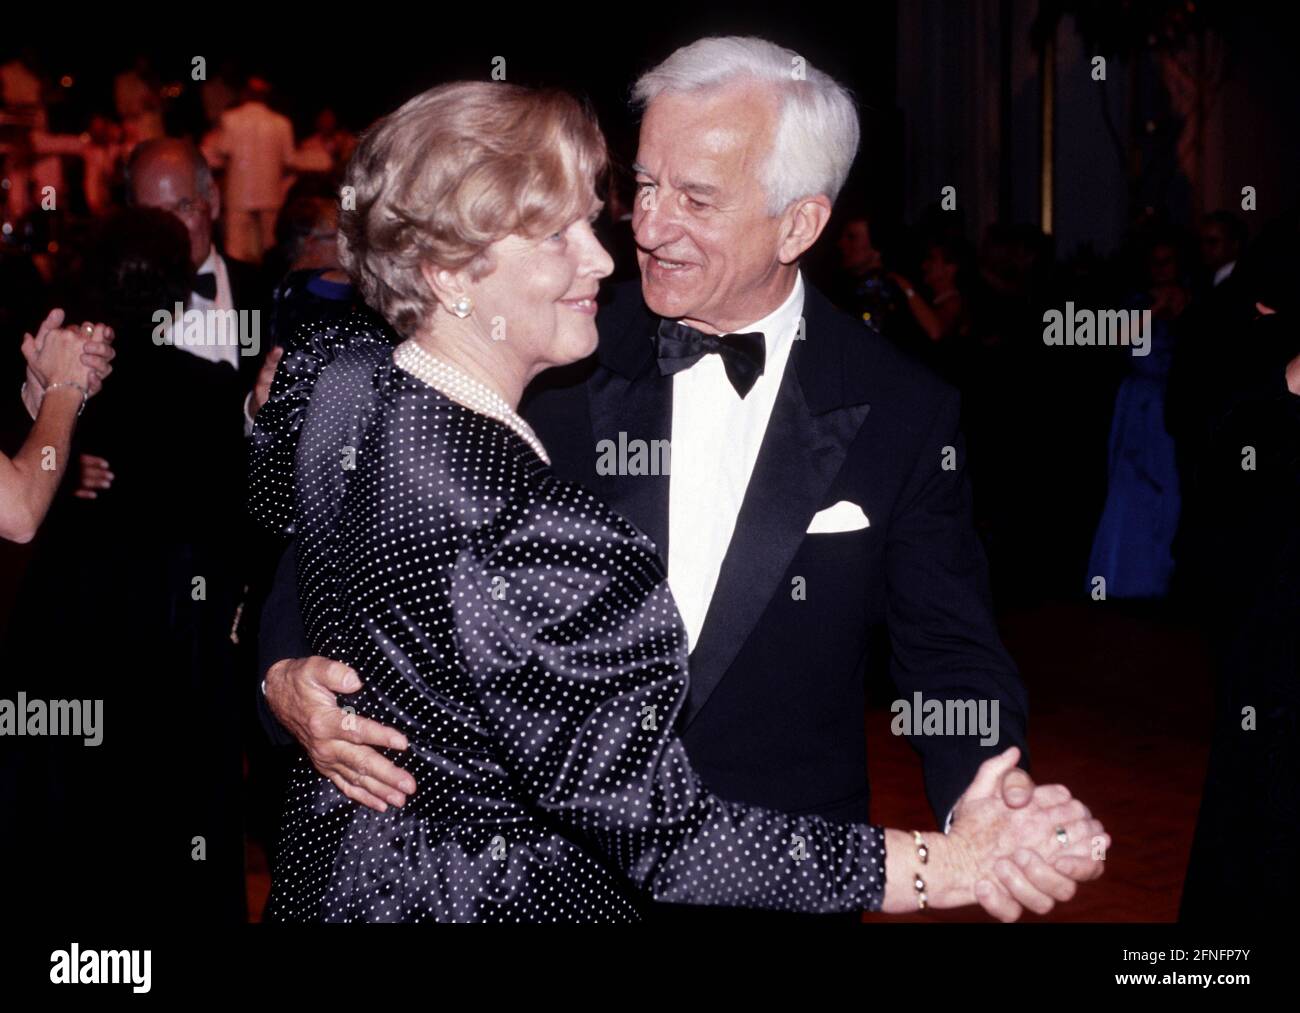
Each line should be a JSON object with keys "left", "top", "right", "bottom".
{"left": 448, "top": 480, "right": 887, "bottom": 914}
{"left": 248, "top": 309, "right": 394, "bottom": 536}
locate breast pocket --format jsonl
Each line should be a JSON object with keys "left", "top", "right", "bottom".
{"left": 806, "top": 499, "right": 871, "bottom": 535}
{"left": 789, "top": 524, "right": 876, "bottom": 605}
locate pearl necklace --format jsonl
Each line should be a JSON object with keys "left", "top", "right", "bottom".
{"left": 393, "top": 340, "right": 551, "bottom": 465}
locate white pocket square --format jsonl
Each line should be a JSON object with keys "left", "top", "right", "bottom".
{"left": 807, "top": 500, "right": 870, "bottom": 534}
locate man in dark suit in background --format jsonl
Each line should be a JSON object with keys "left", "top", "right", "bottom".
{"left": 63, "top": 138, "right": 270, "bottom": 498}
{"left": 257, "top": 36, "right": 1105, "bottom": 922}
{"left": 13, "top": 140, "right": 274, "bottom": 923}
{"left": 115, "top": 140, "right": 273, "bottom": 924}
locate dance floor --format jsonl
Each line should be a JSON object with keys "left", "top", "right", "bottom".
{"left": 245, "top": 599, "right": 1213, "bottom": 922}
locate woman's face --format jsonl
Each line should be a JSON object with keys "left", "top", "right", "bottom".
{"left": 922, "top": 247, "right": 957, "bottom": 291}
{"left": 467, "top": 207, "right": 613, "bottom": 379}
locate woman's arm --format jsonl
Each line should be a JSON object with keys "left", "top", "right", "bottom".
{"left": 0, "top": 385, "right": 83, "bottom": 543}
{"left": 889, "top": 273, "right": 944, "bottom": 341}
{"left": 448, "top": 491, "right": 879, "bottom": 912}
{"left": 248, "top": 308, "right": 395, "bottom": 536}
{"left": 1, "top": 318, "right": 113, "bottom": 543}
{"left": 451, "top": 487, "right": 1103, "bottom": 916}
{"left": 889, "top": 273, "right": 964, "bottom": 342}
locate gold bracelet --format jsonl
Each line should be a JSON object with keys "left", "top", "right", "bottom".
{"left": 913, "top": 830, "right": 929, "bottom": 909}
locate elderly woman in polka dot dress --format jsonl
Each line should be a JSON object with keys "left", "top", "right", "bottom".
{"left": 249, "top": 81, "right": 1106, "bottom": 922}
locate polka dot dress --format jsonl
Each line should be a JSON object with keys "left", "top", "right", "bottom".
{"left": 249, "top": 311, "right": 887, "bottom": 922}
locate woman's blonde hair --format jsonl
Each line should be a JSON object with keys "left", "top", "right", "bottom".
{"left": 339, "top": 81, "right": 607, "bottom": 337}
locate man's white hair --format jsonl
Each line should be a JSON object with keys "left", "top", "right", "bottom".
{"left": 632, "top": 36, "right": 860, "bottom": 215}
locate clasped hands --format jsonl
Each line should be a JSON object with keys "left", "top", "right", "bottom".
{"left": 266, "top": 659, "right": 1108, "bottom": 922}
{"left": 21, "top": 308, "right": 116, "bottom": 415}
{"left": 933, "top": 746, "right": 1109, "bottom": 921}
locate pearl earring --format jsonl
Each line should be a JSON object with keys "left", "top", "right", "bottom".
{"left": 452, "top": 296, "right": 473, "bottom": 318}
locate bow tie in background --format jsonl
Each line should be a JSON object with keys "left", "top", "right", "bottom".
{"left": 193, "top": 271, "right": 218, "bottom": 300}
{"left": 654, "top": 319, "right": 766, "bottom": 398}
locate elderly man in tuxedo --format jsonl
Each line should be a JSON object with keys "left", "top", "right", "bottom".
{"left": 258, "top": 36, "right": 1104, "bottom": 922}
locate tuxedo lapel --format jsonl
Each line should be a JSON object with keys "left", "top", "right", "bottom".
{"left": 223, "top": 253, "right": 269, "bottom": 388}
{"left": 681, "top": 284, "right": 873, "bottom": 727}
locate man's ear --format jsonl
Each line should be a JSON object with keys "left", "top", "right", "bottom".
{"left": 209, "top": 185, "right": 221, "bottom": 223}
{"left": 419, "top": 261, "right": 469, "bottom": 316}
{"left": 778, "top": 195, "right": 832, "bottom": 265}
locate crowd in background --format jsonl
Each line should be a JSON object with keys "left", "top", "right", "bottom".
{"left": 806, "top": 201, "right": 1298, "bottom": 611}
{"left": 0, "top": 48, "right": 1295, "bottom": 923}
{"left": 0, "top": 51, "right": 365, "bottom": 924}
{"left": 6, "top": 48, "right": 1296, "bottom": 611}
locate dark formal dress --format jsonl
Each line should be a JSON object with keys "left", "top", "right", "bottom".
{"left": 249, "top": 317, "right": 887, "bottom": 922}
{"left": 257, "top": 280, "right": 1029, "bottom": 924}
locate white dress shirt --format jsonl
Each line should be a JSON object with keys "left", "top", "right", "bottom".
{"left": 163, "top": 248, "right": 240, "bottom": 370}
{"left": 1213, "top": 260, "right": 1236, "bottom": 287}
{"left": 667, "top": 272, "right": 805, "bottom": 650}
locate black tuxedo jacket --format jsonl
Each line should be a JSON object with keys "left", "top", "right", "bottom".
{"left": 523, "top": 279, "right": 1027, "bottom": 825}
{"left": 223, "top": 252, "right": 273, "bottom": 390}
{"left": 258, "top": 279, "right": 1028, "bottom": 828}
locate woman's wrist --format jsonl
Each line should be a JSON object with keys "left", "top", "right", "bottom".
{"left": 883, "top": 827, "right": 970, "bottom": 912}
{"left": 45, "top": 376, "right": 87, "bottom": 389}
{"left": 883, "top": 821, "right": 977, "bottom": 910}
{"left": 42, "top": 382, "right": 84, "bottom": 400}
{"left": 40, "top": 381, "right": 88, "bottom": 416}
{"left": 923, "top": 830, "right": 976, "bottom": 908}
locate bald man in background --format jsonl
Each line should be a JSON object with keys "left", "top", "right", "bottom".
{"left": 65, "top": 138, "right": 275, "bottom": 497}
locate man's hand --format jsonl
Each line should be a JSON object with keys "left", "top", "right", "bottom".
{"left": 1000, "top": 759, "right": 1109, "bottom": 883}
{"left": 987, "top": 782, "right": 1106, "bottom": 920}
{"left": 951, "top": 758, "right": 1107, "bottom": 921}
{"left": 250, "top": 345, "right": 284, "bottom": 418}
{"left": 74, "top": 454, "right": 115, "bottom": 499}
{"left": 80, "top": 323, "right": 116, "bottom": 397}
{"left": 999, "top": 760, "right": 1036, "bottom": 809}
{"left": 264, "top": 656, "right": 415, "bottom": 813}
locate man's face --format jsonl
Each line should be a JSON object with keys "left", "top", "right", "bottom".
{"left": 132, "top": 154, "right": 215, "bottom": 269}
{"left": 632, "top": 82, "right": 788, "bottom": 333}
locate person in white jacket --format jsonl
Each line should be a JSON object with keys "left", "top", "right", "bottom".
{"left": 202, "top": 77, "right": 297, "bottom": 264}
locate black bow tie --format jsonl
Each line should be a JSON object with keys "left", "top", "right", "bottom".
{"left": 654, "top": 319, "right": 765, "bottom": 398}
{"left": 193, "top": 271, "right": 217, "bottom": 300}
